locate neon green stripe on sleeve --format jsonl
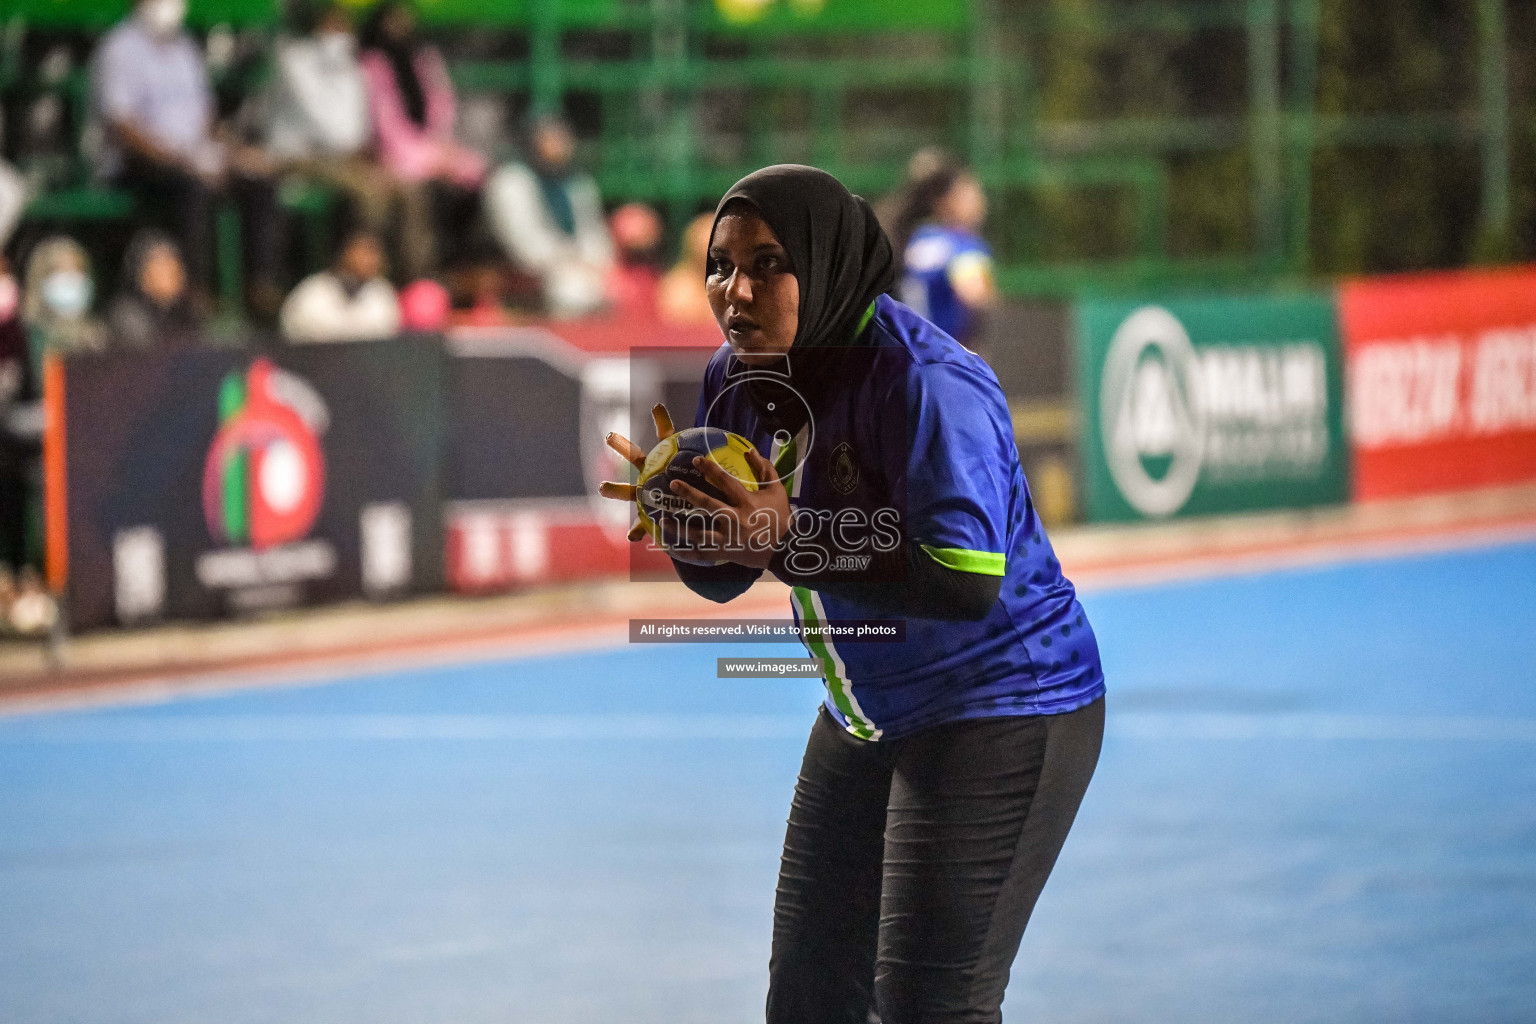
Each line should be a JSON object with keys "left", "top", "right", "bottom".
{"left": 920, "top": 545, "right": 1007, "bottom": 576}
{"left": 855, "top": 299, "right": 877, "bottom": 337}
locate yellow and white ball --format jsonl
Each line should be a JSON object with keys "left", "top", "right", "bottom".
{"left": 636, "top": 427, "right": 759, "bottom": 563}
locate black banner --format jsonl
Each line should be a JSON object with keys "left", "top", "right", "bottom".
{"left": 64, "top": 340, "right": 447, "bottom": 630}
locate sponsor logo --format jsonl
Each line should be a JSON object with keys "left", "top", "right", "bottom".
{"left": 113, "top": 526, "right": 165, "bottom": 624}
{"left": 1350, "top": 325, "right": 1536, "bottom": 448}
{"left": 1102, "top": 306, "right": 1332, "bottom": 517}
{"left": 1101, "top": 307, "right": 1206, "bottom": 517}
{"left": 643, "top": 491, "right": 695, "bottom": 514}
{"left": 196, "top": 359, "right": 334, "bottom": 600}
{"left": 202, "top": 358, "right": 326, "bottom": 549}
{"left": 360, "top": 502, "right": 412, "bottom": 597}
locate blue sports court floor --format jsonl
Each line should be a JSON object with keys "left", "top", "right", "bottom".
{"left": 2, "top": 539, "right": 1534, "bottom": 1023}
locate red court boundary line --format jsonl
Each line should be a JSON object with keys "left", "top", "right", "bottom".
{"left": 3, "top": 511, "right": 1535, "bottom": 715}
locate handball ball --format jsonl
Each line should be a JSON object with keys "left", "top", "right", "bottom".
{"left": 637, "top": 427, "right": 759, "bottom": 565}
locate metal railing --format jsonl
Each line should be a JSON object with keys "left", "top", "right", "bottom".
{"left": 3, "top": 0, "right": 1523, "bottom": 296}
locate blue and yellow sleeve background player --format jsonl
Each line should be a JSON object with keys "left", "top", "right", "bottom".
{"left": 899, "top": 223, "right": 994, "bottom": 345}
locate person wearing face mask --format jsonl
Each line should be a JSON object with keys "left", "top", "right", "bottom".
{"left": 105, "top": 230, "right": 203, "bottom": 351}
{"left": 91, "top": 0, "right": 285, "bottom": 318}
{"left": 267, "top": 2, "right": 434, "bottom": 280}
{"left": 484, "top": 114, "right": 613, "bottom": 318}
{"left": 21, "top": 237, "right": 106, "bottom": 358}
{"left": 279, "top": 229, "right": 401, "bottom": 343}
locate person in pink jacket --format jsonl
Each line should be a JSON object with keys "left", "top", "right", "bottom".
{"left": 358, "top": 0, "right": 486, "bottom": 272}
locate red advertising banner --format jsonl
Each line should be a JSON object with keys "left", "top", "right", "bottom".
{"left": 1341, "top": 267, "right": 1536, "bottom": 500}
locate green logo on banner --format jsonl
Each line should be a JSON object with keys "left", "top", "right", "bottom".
{"left": 1101, "top": 307, "right": 1207, "bottom": 517}
{"left": 1078, "top": 294, "right": 1348, "bottom": 522}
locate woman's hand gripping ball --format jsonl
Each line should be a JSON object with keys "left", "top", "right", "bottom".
{"left": 598, "top": 404, "right": 791, "bottom": 569}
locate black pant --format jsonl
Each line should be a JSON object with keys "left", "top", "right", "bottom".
{"left": 768, "top": 697, "right": 1104, "bottom": 1024}
{"left": 118, "top": 156, "right": 282, "bottom": 297}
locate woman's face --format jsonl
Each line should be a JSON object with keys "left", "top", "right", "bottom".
{"left": 938, "top": 173, "right": 987, "bottom": 231}
{"left": 706, "top": 208, "right": 799, "bottom": 366}
{"left": 339, "top": 234, "right": 384, "bottom": 281}
{"left": 533, "top": 122, "right": 574, "bottom": 170}
{"left": 140, "top": 245, "right": 186, "bottom": 307}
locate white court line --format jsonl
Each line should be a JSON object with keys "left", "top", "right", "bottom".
{"left": 0, "top": 713, "right": 812, "bottom": 742}
{"left": 5, "top": 529, "right": 1532, "bottom": 722}
{"left": 3, "top": 712, "right": 1536, "bottom": 743}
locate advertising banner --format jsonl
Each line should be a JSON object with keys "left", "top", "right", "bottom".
{"left": 1076, "top": 293, "right": 1348, "bottom": 522}
{"left": 441, "top": 328, "right": 695, "bottom": 591}
{"left": 1340, "top": 267, "right": 1536, "bottom": 501}
{"left": 62, "top": 340, "right": 447, "bottom": 630}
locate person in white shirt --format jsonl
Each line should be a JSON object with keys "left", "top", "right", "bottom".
{"left": 280, "top": 229, "right": 401, "bottom": 343}
{"left": 0, "top": 159, "right": 25, "bottom": 252}
{"left": 266, "top": 1, "right": 433, "bottom": 279}
{"left": 485, "top": 115, "right": 613, "bottom": 318}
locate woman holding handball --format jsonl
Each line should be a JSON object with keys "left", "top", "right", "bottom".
{"left": 599, "top": 165, "right": 1105, "bottom": 1024}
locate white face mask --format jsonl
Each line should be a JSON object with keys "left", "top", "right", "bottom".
{"left": 318, "top": 31, "right": 355, "bottom": 64}
{"left": 41, "top": 270, "right": 92, "bottom": 319}
{"left": 140, "top": 0, "right": 187, "bottom": 38}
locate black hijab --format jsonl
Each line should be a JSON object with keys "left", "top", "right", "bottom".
{"left": 361, "top": 1, "right": 427, "bottom": 127}
{"left": 710, "top": 165, "right": 896, "bottom": 434}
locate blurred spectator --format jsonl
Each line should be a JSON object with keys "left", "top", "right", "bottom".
{"left": 0, "top": 259, "right": 21, "bottom": 373}
{"left": 874, "top": 145, "right": 956, "bottom": 243}
{"left": 4, "top": 254, "right": 62, "bottom": 637}
{"left": 485, "top": 115, "right": 613, "bottom": 318}
{"left": 606, "top": 202, "right": 663, "bottom": 319}
{"left": 106, "top": 230, "right": 203, "bottom": 351}
{"left": 268, "top": 1, "right": 436, "bottom": 280}
{"left": 22, "top": 237, "right": 106, "bottom": 357}
{"left": 281, "top": 230, "right": 401, "bottom": 342}
{"left": 90, "top": 0, "right": 285, "bottom": 316}
{"left": 892, "top": 159, "right": 996, "bottom": 351}
{"left": 0, "top": 253, "right": 36, "bottom": 580}
{"left": 453, "top": 266, "right": 517, "bottom": 328}
{"left": 398, "top": 278, "right": 450, "bottom": 332}
{"left": 359, "top": 0, "right": 486, "bottom": 273}
{"left": 658, "top": 213, "right": 716, "bottom": 327}
{"left": 0, "top": 160, "right": 26, "bottom": 251}
{"left": 0, "top": 565, "right": 58, "bottom": 637}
